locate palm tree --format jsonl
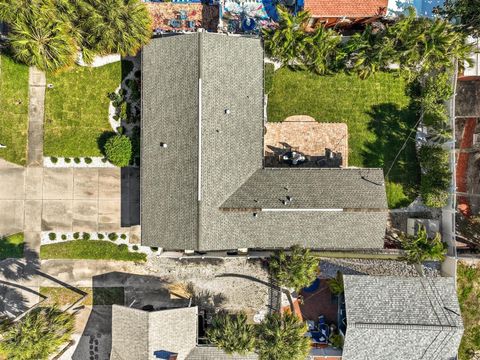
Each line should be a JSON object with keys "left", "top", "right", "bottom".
{"left": 269, "top": 244, "right": 319, "bottom": 291}
{"left": 78, "top": 0, "right": 152, "bottom": 58}
{"left": 0, "top": 307, "right": 75, "bottom": 360}
{"left": 345, "top": 25, "right": 396, "bottom": 79}
{"left": 8, "top": 5, "right": 77, "bottom": 72}
{"left": 256, "top": 312, "right": 310, "bottom": 360}
{"left": 401, "top": 225, "right": 447, "bottom": 264}
{"left": 262, "top": 7, "right": 310, "bottom": 66}
{"left": 207, "top": 312, "right": 255, "bottom": 355}
{"left": 302, "top": 25, "right": 343, "bottom": 75}
{"left": 391, "top": 7, "right": 473, "bottom": 76}
{"left": 327, "top": 271, "right": 344, "bottom": 296}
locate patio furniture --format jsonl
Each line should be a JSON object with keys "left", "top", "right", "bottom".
{"left": 187, "top": 20, "right": 196, "bottom": 29}
{"left": 179, "top": 10, "right": 188, "bottom": 20}
{"left": 169, "top": 19, "right": 182, "bottom": 28}
{"left": 317, "top": 315, "right": 330, "bottom": 344}
{"left": 282, "top": 150, "right": 306, "bottom": 165}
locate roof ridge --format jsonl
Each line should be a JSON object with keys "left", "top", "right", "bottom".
{"left": 352, "top": 323, "right": 461, "bottom": 330}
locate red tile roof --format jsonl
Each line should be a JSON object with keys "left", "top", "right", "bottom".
{"left": 304, "top": 0, "right": 388, "bottom": 18}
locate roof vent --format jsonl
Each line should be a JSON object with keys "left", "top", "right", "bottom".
{"left": 224, "top": 109, "right": 231, "bottom": 115}
{"left": 160, "top": 142, "right": 168, "bottom": 148}
{"left": 253, "top": 212, "right": 258, "bottom": 218}
{"left": 286, "top": 195, "right": 293, "bottom": 202}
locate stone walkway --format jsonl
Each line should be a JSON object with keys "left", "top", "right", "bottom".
{"left": 27, "top": 68, "right": 45, "bottom": 167}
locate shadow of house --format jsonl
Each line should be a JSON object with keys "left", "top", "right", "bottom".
{"left": 363, "top": 102, "right": 421, "bottom": 206}
{"left": 121, "top": 167, "right": 140, "bottom": 227}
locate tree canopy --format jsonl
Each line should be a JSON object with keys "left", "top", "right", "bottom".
{"left": 0, "top": 307, "right": 75, "bottom": 360}
{"left": 207, "top": 312, "right": 255, "bottom": 355}
{"left": 401, "top": 225, "right": 447, "bottom": 263}
{"left": 436, "top": 0, "right": 480, "bottom": 37}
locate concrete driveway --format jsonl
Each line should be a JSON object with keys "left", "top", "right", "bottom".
{"left": 0, "top": 167, "right": 128, "bottom": 235}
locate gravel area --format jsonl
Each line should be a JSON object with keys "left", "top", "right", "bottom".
{"left": 319, "top": 258, "right": 441, "bottom": 278}
{"left": 144, "top": 257, "right": 271, "bottom": 318}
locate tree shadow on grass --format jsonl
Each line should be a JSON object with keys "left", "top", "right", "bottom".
{"left": 362, "top": 103, "right": 421, "bottom": 207}
{"left": 97, "top": 131, "right": 116, "bottom": 157}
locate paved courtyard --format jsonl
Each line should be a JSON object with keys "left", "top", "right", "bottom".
{"left": 0, "top": 167, "right": 139, "bottom": 235}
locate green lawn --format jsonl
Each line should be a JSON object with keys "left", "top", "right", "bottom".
{"left": 267, "top": 68, "right": 421, "bottom": 208}
{"left": 0, "top": 233, "right": 24, "bottom": 259}
{"left": 457, "top": 263, "right": 480, "bottom": 359}
{"left": 44, "top": 60, "right": 133, "bottom": 157}
{"left": 40, "top": 240, "right": 146, "bottom": 262}
{"left": 0, "top": 55, "right": 29, "bottom": 165}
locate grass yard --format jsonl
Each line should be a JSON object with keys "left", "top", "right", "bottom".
{"left": 40, "top": 286, "right": 125, "bottom": 306}
{"left": 44, "top": 60, "right": 133, "bottom": 157}
{"left": 0, "top": 55, "right": 29, "bottom": 165}
{"left": 267, "top": 68, "right": 421, "bottom": 208}
{"left": 457, "top": 262, "right": 480, "bottom": 359}
{"left": 0, "top": 233, "right": 24, "bottom": 259}
{"left": 40, "top": 240, "right": 146, "bottom": 262}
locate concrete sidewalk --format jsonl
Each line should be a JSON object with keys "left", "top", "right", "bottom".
{"left": 27, "top": 68, "right": 45, "bottom": 167}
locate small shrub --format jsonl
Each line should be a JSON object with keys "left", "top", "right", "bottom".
{"left": 134, "top": 70, "right": 141, "bottom": 79}
{"left": 119, "top": 102, "right": 128, "bottom": 121}
{"left": 98, "top": 233, "right": 105, "bottom": 240}
{"left": 50, "top": 157, "right": 58, "bottom": 164}
{"left": 116, "top": 126, "right": 124, "bottom": 135}
{"left": 84, "top": 157, "right": 92, "bottom": 164}
{"left": 64, "top": 157, "right": 71, "bottom": 163}
{"left": 120, "top": 234, "right": 127, "bottom": 240}
{"left": 61, "top": 234, "right": 67, "bottom": 240}
{"left": 108, "top": 232, "right": 118, "bottom": 241}
{"left": 118, "top": 244, "right": 128, "bottom": 252}
{"left": 74, "top": 157, "right": 81, "bottom": 164}
{"left": 401, "top": 226, "right": 447, "bottom": 263}
{"left": 104, "top": 135, "right": 132, "bottom": 167}
{"left": 73, "top": 232, "right": 80, "bottom": 239}
{"left": 132, "top": 245, "right": 139, "bottom": 251}
{"left": 101, "top": 157, "right": 108, "bottom": 163}
{"left": 150, "top": 247, "right": 159, "bottom": 252}
{"left": 82, "top": 232, "right": 90, "bottom": 240}
{"left": 48, "top": 232, "right": 56, "bottom": 240}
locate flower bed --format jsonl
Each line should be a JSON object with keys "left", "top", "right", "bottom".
{"left": 41, "top": 231, "right": 160, "bottom": 256}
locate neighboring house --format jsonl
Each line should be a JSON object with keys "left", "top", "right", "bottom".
{"left": 110, "top": 305, "right": 258, "bottom": 360}
{"left": 301, "top": 0, "right": 388, "bottom": 28}
{"left": 342, "top": 275, "right": 464, "bottom": 360}
{"left": 141, "top": 32, "right": 388, "bottom": 252}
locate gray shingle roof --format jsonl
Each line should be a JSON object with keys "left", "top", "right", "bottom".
{"left": 221, "top": 168, "right": 387, "bottom": 210}
{"left": 110, "top": 305, "right": 198, "bottom": 360}
{"left": 141, "top": 32, "right": 388, "bottom": 251}
{"left": 342, "top": 276, "right": 464, "bottom": 360}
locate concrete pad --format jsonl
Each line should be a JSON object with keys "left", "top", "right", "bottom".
{"left": 0, "top": 200, "right": 24, "bottom": 235}
{"left": 42, "top": 200, "right": 72, "bottom": 231}
{"left": 98, "top": 200, "right": 121, "bottom": 231}
{"left": 73, "top": 169, "right": 99, "bottom": 200}
{"left": 43, "top": 169, "right": 73, "bottom": 200}
{"left": 25, "top": 168, "right": 43, "bottom": 199}
{"left": 24, "top": 200, "right": 42, "bottom": 231}
{"left": 72, "top": 200, "right": 98, "bottom": 232}
{"left": 0, "top": 169, "right": 25, "bottom": 199}
{"left": 98, "top": 168, "right": 121, "bottom": 199}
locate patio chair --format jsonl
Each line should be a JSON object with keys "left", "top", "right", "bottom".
{"left": 169, "top": 19, "right": 182, "bottom": 28}
{"left": 187, "top": 20, "right": 196, "bottom": 29}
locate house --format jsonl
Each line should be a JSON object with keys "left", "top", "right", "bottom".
{"left": 110, "top": 305, "right": 258, "bottom": 360}
{"left": 301, "top": 0, "right": 388, "bottom": 28}
{"left": 342, "top": 275, "right": 464, "bottom": 360}
{"left": 140, "top": 32, "right": 388, "bottom": 252}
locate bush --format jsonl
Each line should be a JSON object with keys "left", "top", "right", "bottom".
{"left": 98, "top": 233, "right": 105, "bottom": 240}
{"left": 132, "top": 245, "right": 138, "bottom": 251}
{"left": 82, "top": 232, "right": 90, "bottom": 240}
{"left": 65, "top": 157, "right": 71, "bottom": 163}
{"left": 108, "top": 232, "right": 118, "bottom": 241}
{"left": 104, "top": 135, "right": 132, "bottom": 167}
{"left": 61, "top": 234, "right": 67, "bottom": 240}
{"left": 73, "top": 232, "right": 80, "bottom": 240}
{"left": 48, "top": 232, "right": 56, "bottom": 240}
{"left": 401, "top": 226, "right": 447, "bottom": 263}
{"left": 116, "top": 126, "right": 124, "bottom": 135}
{"left": 120, "top": 234, "right": 127, "bottom": 240}
{"left": 102, "top": 157, "right": 108, "bottom": 163}
{"left": 269, "top": 245, "right": 319, "bottom": 291}
{"left": 84, "top": 157, "right": 92, "bottom": 164}
{"left": 150, "top": 247, "right": 159, "bottom": 252}
{"left": 118, "top": 244, "right": 128, "bottom": 252}
{"left": 418, "top": 145, "right": 451, "bottom": 208}
{"left": 207, "top": 312, "right": 255, "bottom": 355}
{"left": 74, "top": 157, "right": 81, "bottom": 164}
{"left": 50, "top": 156, "right": 58, "bottom": 164}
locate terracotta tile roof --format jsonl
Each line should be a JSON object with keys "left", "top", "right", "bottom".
{"left": 304, "top": 0, "right": 388, "bottom": 18}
